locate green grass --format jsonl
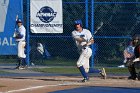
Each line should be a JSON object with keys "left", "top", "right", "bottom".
{"left": 0, "top": 70, "right": 11, "bottom": 74}
{"left": 105, "top": 67, "right": 129, "bottom": 74}
{"left": 32, "top": 67, "right": 80, "bottom": 74}
{"left": 32, "top": 67, "right": 129, "bottom": 74}
{"left": 32, "top": 58, "right": 76, "bottom": 66}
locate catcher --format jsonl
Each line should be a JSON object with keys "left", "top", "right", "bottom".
{"left": 13, "top": 19, "right": 27, "bottom": 69}
{"left": 126, "top": 34, "right": 140, "bottom": 80}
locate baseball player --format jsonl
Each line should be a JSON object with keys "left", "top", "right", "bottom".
{"left": 13, "top": 19, "right": 27, "bottom": 69}
{"left": 127, "top": 34, "right": 140, "bottom": 80}
{"left": 72, "top": 20, "right": 106, "bottom": 82}
{"left": 118, "top": 41, "right": 135, "bottom": 68}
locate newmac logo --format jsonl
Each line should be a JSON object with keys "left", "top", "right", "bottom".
{"left": 36, "top": 6, "right": 57, "bottom": 23}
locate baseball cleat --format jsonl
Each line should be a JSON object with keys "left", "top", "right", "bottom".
{"left": 15, "top": 66, "right": 22, "bottom": 69}
{"left": 81, "top": 77, "right": 89, "bottom": 82}
{"left": 18, "top": 66, "right": 25, "bottom": 70}
{"left": 16, "top": 65, "right": 28, "bottom": 70}
{"left": 128, "top": 76, "right": 137, "bottom": 80}
{"left": 100, "top": 68, "right": 107, "bottom": 79}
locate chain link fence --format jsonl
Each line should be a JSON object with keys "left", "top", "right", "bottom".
{"left": 1, "top": 0, "right": 140, "bottom": 72}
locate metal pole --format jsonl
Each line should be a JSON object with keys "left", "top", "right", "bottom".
{"left": 91, "top": 0, "right": 94, "bottom": 68}
{"left": 85, "top": 0, "right": 88, "bottom": 28}
{"left": 26, "top": 0, "right": 30, "bottom": 66}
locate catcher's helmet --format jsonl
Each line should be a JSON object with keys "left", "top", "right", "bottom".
{"left": 132, "top": 34, "right": 140, "bottom": 46}
{"left": 74, "top": 20, "right": 83, "bottom": 27}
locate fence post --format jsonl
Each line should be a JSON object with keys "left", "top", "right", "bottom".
{"left": 90, "top": 0, "right": 95, "bottom": 68}
{"left": 85, "top": 0, "right": 88, "bottom": 28}
{"left": 26, "top": 0, "right": 30, "bottom": 66}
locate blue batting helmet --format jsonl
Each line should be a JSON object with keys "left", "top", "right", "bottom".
{"left": 74, "top": 20, "right": 83, "bottom": 27}
{"left": 16, "top": 19, "right": 22, "bottom": 23}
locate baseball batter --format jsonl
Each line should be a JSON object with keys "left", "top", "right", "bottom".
{"left": 13, "top": 19, "right": 27, "bottom": 69}
{"left": 72, "top": 20, "right": 106, "bottom": 82}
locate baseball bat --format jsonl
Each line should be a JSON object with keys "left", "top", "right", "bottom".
{"left": 94, "top": 22, "right": 103, "bottom": 35}
{"left": 87, "top": 22, "right": 104, "bottom": 42}
{"left": 13, "top": 15, "right": 18, "bottom": 37}
{"left": 14, "top": 15, "right": 18, "bottom": 30}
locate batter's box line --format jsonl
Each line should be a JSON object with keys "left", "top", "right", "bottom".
{"left": 2, "top": 82, "right": 85, "bottom": 93}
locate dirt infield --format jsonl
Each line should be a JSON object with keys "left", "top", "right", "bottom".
{"left": 0, "top": 76, "right": 140, "bottom": 93}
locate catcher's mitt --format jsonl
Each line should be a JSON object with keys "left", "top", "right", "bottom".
{"left": 13, "top": 31, "right": 23, "bottom": 39}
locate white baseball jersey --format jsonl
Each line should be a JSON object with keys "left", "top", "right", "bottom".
{"left": 72, "top": 29, "right": 93, "bottom": 52}
{"left": 15, "top": 25, "right": 26, "bottom": 58}
{"left": 72, "top": 29, "right": 93, "bottom": 72}
{"left": 16, "top": 25, "right": 26, "bottom": 41}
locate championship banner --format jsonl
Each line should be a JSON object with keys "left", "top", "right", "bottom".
{"left": 0, "top": 0, "right": 23, "bottom": 55}
{"left": 30, "top": 0, "right": 63, "bottom": 33}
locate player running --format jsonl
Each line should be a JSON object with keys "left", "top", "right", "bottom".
{"left": 13, "top": 19, "right": 27, "bottom": 69}
{"left": 72, "top": 20, "right": 106, "bottom": 82}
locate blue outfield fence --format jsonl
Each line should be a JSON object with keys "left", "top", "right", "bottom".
{"left": 1, "top": 0, "right": 140, "bottom": 69}
{"left": 0, "top": 0, "right": 23, "bottom": 55}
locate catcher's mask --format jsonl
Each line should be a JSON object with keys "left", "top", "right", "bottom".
{"left": 132, "top": 34, "right": 140, "bottom": 46}
{"left": 74, "top": 20, "right": 83, "bottom": 28}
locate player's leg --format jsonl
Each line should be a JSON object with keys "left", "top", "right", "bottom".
{"left": 77, "top": 51, "right": 89, "bottom": 82}
{"left": 15, "top": 57, "right": 22, "bottom": 69}
{"left": 82, "top": 48, "right": 100, "bottom": 73}
{"left": 77, "top": 48, "right": 93, "bottom": 82}
{"left": 128, "top": 64, "right": 137, "bottom": 80}
{"left": 15, "top": 42, "right": 22, "bottom": 69}
{"left": 21, "top": 41, "right": 27, "bottom": 68}
{"left": 83, "top": 48, "right": 106, "bottom": 79}
{"left": 16, "top": 41, "right": 26, "bottom": 69}
{"left": 83, "top": 48, "right": 92, "bottom": 73}
{"left": 134, "top": 61, "right": 140, "bottom": 80}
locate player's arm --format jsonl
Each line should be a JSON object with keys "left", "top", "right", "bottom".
{"left": 84, "top": 30, "right": 94, "bottom": 46}
{"left": 86, "top": 38, "right": 94, "bottom": 46}
{"left": 14, "top": 28, "right": 24, "bottom": 39}
{"left": 72, "top": 32, "right": 86, "bottom": 42}
{"left": 133, "top": 46, "right": 140, "bottom": 62}
{"left": 74, "top": 36, "right": 86, "bottom": 42}
{"left": 82, "top": 38, "right": 94, "bottom": 48}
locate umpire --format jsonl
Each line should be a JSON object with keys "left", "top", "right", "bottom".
{"left": 127, "top": 34, "right": 140, "bottom": 80}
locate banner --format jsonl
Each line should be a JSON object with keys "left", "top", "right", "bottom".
{"left": 30, "top": 0, "right": 63, "bottom": 33}
{"left": 0, "top": 0, "right": 23, "bottom": 55}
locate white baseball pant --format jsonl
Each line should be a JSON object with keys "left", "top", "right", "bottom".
{"left": 77, "top": 47, "right": 92, "bottom": 73}
{"left": 17, "top": 41, "right": 26, "bottom": 58}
